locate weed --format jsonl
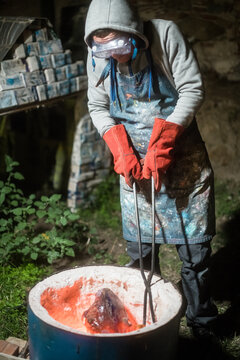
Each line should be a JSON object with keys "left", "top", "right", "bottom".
{"left": 117, "top": 253, "right": 130, "bottom": 266}
{"left": 0, "top": 155, "right": 88, "bottom": 265}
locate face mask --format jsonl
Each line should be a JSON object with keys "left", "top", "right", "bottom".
{"left": 91, "top": 35, "right": 132, "bottom": 59}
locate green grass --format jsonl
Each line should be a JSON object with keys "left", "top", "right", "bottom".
{"left": 0, "top": 263, "right": 51, "bottom": 340}
{"left": 117, "top": 253, "right": 131, "bottom": 266}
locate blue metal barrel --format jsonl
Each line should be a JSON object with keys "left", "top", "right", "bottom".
{"left": 28, "top": 266, "right": 182, "bottom": 360}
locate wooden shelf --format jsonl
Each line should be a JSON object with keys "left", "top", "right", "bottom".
{"left": 0, "top": 90, "right": 85, "bottom": 117}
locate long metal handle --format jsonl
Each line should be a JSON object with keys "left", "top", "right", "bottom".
{"left": 143, "top": 177, "right": 156, "bottom": 322}
{"left": 133, "top": 178, "right": 156, "bottom": 325}
{"left": 151, "top": 176, "right": 156, "bottom": 278}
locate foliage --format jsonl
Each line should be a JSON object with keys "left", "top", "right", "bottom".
{"left": 78, "top": 172, "right": 121, "bottom": 230}
{"left": 0, "top": 155, "right": 88, "bottom": 265}
{"left": 0, "top": 263, "right": 50, "bottom": 340}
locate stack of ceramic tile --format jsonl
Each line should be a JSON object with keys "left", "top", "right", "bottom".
{"left": 0, "top": 26, "right": 87, "bottom": 109}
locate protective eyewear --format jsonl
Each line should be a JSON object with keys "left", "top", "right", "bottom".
{"left": 91, "top": 35, "right": 132, "bottom": 58}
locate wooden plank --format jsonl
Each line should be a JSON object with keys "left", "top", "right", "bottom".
{"left": 6, "top": 338, "right": 27, "bottom": 353}
{"left": 0, "top": 353, "right": 25, "bottom": 360}
{"left": 0, "top": 342, "right": 6, "bottom": 353}
{"left": 0, "top": 341, "right": 18, "bottom": 356}
{"left": 0, "top": 90, "right": 83, "bottom": 117}
{"left": 1, "top": 343, "right": 18, "bottom": 356}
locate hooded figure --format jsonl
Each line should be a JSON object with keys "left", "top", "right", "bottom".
{"left": 85, "top": 0, "right": 218, "bottom": 339}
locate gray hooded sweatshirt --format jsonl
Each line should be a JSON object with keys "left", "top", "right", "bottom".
{"left": 84, "top": 0, "right": 204, "bottom": 137}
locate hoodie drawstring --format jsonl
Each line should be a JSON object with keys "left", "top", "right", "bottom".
{"left": 92, "top": 51, "right": 96, "bottom": 71}
{"left": 95, "top": 61, "right": 111, "bottom": 88}
{"left": 110, "top": 57, "right": 117, "bottom": 103}
{"left": 95, "top": 57, "right": 116, "bottom": 105}
{"left": 145, "top": 49, "right": 153, "bottom": 101}
{"left": 131, "top": 38, "right": 138, "bottom": 61}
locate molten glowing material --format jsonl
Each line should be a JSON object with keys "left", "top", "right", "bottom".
{"left": 41, "top": 278, "right": 142, "bottom": 334}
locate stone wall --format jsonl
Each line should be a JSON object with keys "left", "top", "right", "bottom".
{"left": 67, "top": 112, "right": 111, "bottom": 211}
{"left": 133, "top": 0, "right": 240, "bottom": 81}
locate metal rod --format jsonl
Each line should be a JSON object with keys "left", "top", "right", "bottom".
{"left": 133, "top": 182, "right": 145, "bottom": 281}
{"left": 133, "top": 180, "right": 156, "bottom": 324}
{"left": 148, "top": 177, "right": 156, "bottom": 322}
{"left": 144, "top": 176, "right": 157, "bottom": 323}
{"left": 151, "top": 176, "right": 156, "bottom": 278}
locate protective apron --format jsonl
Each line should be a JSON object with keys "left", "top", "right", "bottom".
{"left": 108, "top": 52, "right": 215, "bottom": 245}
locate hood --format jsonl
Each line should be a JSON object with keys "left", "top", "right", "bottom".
{"left": 84, "top": 0, "right": 148, "bottom": 49}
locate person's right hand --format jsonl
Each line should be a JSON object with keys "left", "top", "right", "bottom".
{"left": 103, "top": 124, "right": 143, "bottom": 187}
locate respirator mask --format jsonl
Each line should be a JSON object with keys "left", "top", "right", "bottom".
{"left": 91, "top": 35, "right": 132, "bottom": 59}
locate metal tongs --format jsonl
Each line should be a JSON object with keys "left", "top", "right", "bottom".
{"left": 133, "top": 176, "right": 156, "bottom": 325}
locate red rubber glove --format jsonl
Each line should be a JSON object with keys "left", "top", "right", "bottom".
{"left": 143, "top": 118, "right": 184, "bottom": 191}
{"left": 103, "top": 124, "right": 143, "bottom": 187}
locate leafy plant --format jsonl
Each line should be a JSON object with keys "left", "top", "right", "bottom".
{"left": 0, "top": 263, "right": 50, "bottom": 339}
{"left": 0, "top": 155, "right": 87, "bottom": 265}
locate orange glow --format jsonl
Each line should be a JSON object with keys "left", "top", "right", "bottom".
{"left": 41, "top": 278, "right": 143, "bottom": 334}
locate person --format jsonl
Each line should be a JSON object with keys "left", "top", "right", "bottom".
{"left": 84, "top": 0, "right": 218, "bottom": 340}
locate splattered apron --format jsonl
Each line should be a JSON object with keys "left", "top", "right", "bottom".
{"left": 109, "top": 54, "right": 215, "bottom": 244}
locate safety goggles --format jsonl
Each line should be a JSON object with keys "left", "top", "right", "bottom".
{"left": 91, "top": 35, "right": 132, "bottom": 59}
